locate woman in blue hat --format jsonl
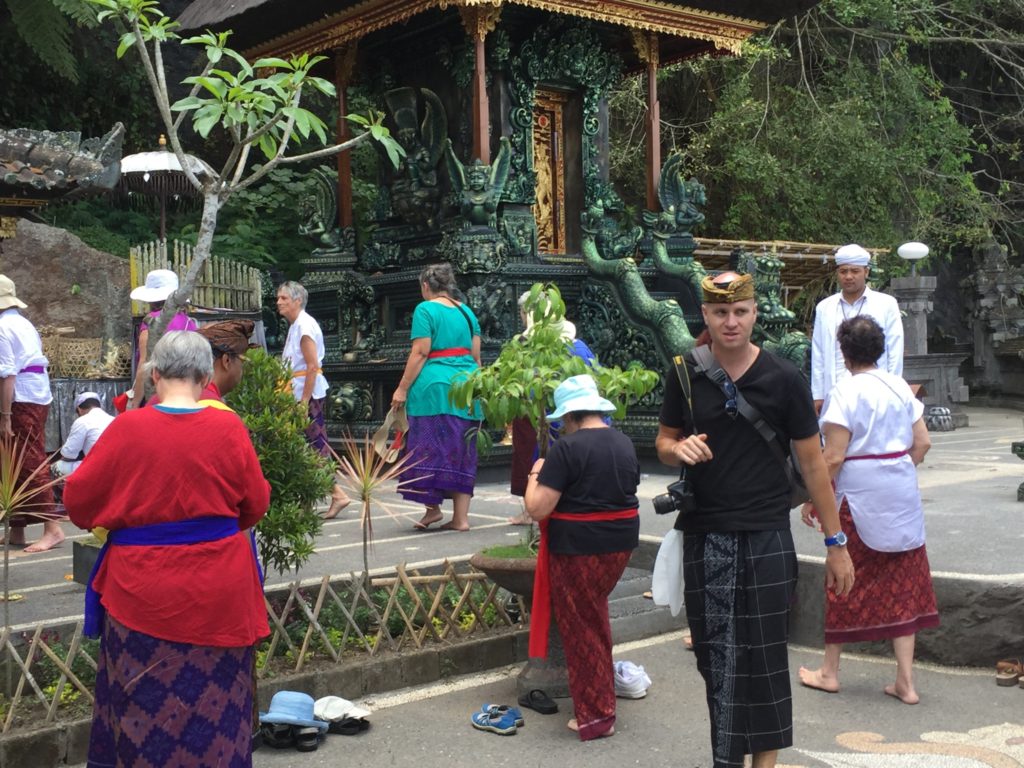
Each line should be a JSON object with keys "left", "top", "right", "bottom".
{"left": 524, "top": 374, "right": 640, "bottom": 740}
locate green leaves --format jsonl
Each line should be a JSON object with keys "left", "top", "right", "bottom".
{"left": 449, "top": 284, "right": 659, "bottom": 456}
{"left": 225, "top": 349, "right": 334, "bottom": 576}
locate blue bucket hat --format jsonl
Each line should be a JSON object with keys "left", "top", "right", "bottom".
{"left": 546, "top": 374, "right": 615, "bottom": 420}
{"left": 259, "top": 691, "right": 329, "bottom": 731}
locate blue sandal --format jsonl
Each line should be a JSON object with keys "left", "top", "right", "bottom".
{"left": 471, "top": 708, "right": 518, "bottom": 735}
{"left": 481, "top": 703, "right": 524, "bottom": 727}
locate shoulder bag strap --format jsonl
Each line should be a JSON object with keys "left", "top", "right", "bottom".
{"left": 442, "top": 297, "right": 475, "bottom": 338}
{"left": 691, "top": 345, "right": 793, "bottom": 475}
{"left": 671, "top": 353, "right": 697, "bottom": 433}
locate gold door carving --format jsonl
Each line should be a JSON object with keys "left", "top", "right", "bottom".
{"left": 532, "top": 90, "right": 567, "bottom": 254}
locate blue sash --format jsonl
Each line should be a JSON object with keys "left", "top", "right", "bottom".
{"left": 84, "top": 516, "right": 263, "bottom": 638}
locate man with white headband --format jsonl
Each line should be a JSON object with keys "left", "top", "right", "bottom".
{"left": 53, "top": 391, "right": 114, "bottom": 478}
{"left": 810, "top": 244, "right": 903, "bottom": 412}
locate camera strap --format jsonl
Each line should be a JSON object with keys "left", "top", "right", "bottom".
{"left": 690, "top": 345, "right": 795, "bottom": 482}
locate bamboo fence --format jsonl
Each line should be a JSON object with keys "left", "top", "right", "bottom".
{"left": 0, "top": 561, "right": 524, "bottom": 734}
{"left": 129, "top": 240, "right": 262, "bottom": 316}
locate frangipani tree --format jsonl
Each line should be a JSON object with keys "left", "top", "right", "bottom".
{"left": 89, "top": 0, "right": 403, "bottom": 343}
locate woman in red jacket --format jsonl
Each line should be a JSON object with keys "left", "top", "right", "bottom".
{"left": 65, "top": 330, "right": 270, "bottom": 768}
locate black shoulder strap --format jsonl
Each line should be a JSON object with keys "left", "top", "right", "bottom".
{"left": 443, "top": 297, "right": 475, "bottom": 339}
{"left": 691, "top": 345, "right": 793, "bottom": 473}
{"left": 671, "top": 353, "right": 696, "bottom": 433}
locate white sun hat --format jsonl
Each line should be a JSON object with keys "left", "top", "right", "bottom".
{"left": 129, "top": 269, "right": 179, "bottom": 302}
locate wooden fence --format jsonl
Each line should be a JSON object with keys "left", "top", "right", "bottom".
{"left": 0, "top": 562, "right": 524, "bottom": 734}
{"left": 129, "top": 240, "right": 262, "bottom": 316}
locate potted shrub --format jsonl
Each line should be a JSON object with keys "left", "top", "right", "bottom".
{"left": 450, "top": 284, "right": 659, "bottom": 696}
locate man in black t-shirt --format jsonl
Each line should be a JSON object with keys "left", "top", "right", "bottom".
{"left": 656, "top": 271, "right": 854, "bottom": 768}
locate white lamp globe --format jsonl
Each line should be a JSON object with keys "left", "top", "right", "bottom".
{"left": 897, "top": 241, "right": 929, "bottom": 261}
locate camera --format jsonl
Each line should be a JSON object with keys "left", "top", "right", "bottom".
{"left": 652, "top": 471, "right": 697, "bottom": 516}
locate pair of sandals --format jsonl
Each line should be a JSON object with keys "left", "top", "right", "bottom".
{"left": 995, "top": 658, "right": 1024, "bottom": 687}
{"left": 259, "top": 723, "right": 323, "bottom": 752}
{"left": 471, "top": 704, "right": 524, "bottom": 735}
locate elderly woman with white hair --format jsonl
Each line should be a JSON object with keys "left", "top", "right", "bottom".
{"left": 65, "top": 331, "right": 271, "bottom": 767}
{"left": 276, "top": 280, "right": 350, "bottom": 517}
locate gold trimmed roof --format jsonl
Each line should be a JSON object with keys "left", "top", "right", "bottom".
{"left": 181, "top": 0, "right": 771, "bottom": 58}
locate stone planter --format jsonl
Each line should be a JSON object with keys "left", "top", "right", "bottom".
{"left": 72, "top": 538, "right": 102, "bottom": 586}
{"left": 470, "top": 551, "right": 570, "bottom": 699}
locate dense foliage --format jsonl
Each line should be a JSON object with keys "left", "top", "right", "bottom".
{"left": 225, "top": 349, "right": 334, "bottom": 576}
{"left": 610, "top": 0, "right": 1024, "bottom": 257}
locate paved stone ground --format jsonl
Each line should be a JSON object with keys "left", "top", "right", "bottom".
{"left": 46, "top": 405, "right": 1024, "bottom": 767}
{"left": 5, "top": 406, "right": 1021, "bottom": 631}
{"left": 245, "top": 632, "right": 1019, "bottom": 768}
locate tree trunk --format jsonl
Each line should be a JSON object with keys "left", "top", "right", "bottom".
{"left": 148, "top": 188, "right": 223, "bottom": 352}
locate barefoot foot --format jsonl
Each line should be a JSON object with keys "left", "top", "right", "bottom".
{"left": 323, "top": 486, "right": 351, "bottom": 519}
{"left": 413, "top": 506, "right": 444, "bottom": 530}
{"left": 798, "top": 666, "right": 840, "bottom": 693}
{"left": 439, "top": 521, "right": 469, "bottom": 532}
{"left": 567, "top": 719, "right": 614, "bottom": 738}
{"left": 884, "top": 683, "right": 919, "bottom": 705}
{"left": 23, "top": 530, "right": 65, "bottom": 554}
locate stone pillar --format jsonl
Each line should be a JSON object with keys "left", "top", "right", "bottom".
{"left": 890, "top": 275, "right": 936, "bottom": 356}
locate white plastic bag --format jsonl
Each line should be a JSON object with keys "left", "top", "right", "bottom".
{"left": 651, "top": 528, "right": 685, "bottom": 617}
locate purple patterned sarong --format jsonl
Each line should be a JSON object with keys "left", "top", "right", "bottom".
{"left": 399, "top": 414, "right": 478, "bottom": 505}
{"left": 305, "top": 396, "right": 330, "bottom": 457}
{"left": 87, "top": 614, "right": 255, "bottom": 768}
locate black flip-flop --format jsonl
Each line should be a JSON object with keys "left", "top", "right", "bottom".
{"left": 294, "top": 726, "right": 321, "bottom": 752}
{"left": 518, "top": 689, "right": 558, "bottom": 715}
{"left": 328, "top": 717, "right": 371, "bottom": 735}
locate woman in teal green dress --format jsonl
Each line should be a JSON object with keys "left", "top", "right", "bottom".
{"left": 392, "top": 263, "right": 482, "bottom": 531}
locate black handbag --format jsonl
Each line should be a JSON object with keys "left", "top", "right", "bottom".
{"left": 690, "top": 346, "right": 811, "bottom": 508}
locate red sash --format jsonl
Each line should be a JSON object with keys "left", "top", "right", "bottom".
{"left": 528, "top": 508, "right": 639, "bottom": 659}
{"left": 427, "top": 347, "right": 471, "bottom": 359}
{"left": 846, "top": 450, "right": 909, "bottom": 461}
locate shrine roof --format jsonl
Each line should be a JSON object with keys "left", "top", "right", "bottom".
{"left": 0, "top": 125, "right": 124, "bottom": 218}
{"left": 178, "top": 0, "right": 820, "bottom": 60}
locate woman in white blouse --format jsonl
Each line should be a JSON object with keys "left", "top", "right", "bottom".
{"left": 277, "top": 281, "right": 349, "bottom": 518}
{"left": 798, "top": 315, "right": 937, "bottom": 705}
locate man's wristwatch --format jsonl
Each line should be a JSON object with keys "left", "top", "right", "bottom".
{"left": 824, "top": 531, "right": 848, "bottom": 547}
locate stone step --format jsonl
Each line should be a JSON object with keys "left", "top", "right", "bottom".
{"left": 609, "top": 568, "right": 688, "bottom": 645}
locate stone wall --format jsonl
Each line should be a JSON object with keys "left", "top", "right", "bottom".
{"left": 0, "top": 220, "right": 131, "bottom": 342}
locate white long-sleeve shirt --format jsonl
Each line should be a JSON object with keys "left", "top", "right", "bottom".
{"left": 811, "top": 287, "right": 904, "bottom": 401}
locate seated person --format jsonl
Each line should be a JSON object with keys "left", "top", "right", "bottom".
{"left": 52, "top": 391, "right": 114, "bottom": 479}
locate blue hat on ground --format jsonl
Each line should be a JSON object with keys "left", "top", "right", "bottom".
{"left": 546, "top": 374, "right": 615, "bottom": 420}
{"left": 259, "top": 691, "right": 329, "bottom": 731}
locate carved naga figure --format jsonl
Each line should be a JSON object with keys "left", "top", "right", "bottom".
{"left": 383, "top": 87, "right": 447, "bottom": 228}
{"left": 444, "top": 136, "right": 513, "bottom": 229}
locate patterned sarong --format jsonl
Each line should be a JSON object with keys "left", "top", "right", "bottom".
{"left": 825, "top": 500, "right": 939, "bottom": 644}
{"left": 305, "top": 396, "right": 330, "bottom": 457}
{"left": 9, "top": 401, "right": 55, "bottom": 528}
{"left": 683, "top": 530, "right": 798, "bottom": 768}
{"left": 399, "top": 414, "right": 477, "bottom": 505}
{"left": 87, "top": 614, "right": 254, "bottom": 768}
{"left": 550, "top": 550, "right": 630, "bottom": 741}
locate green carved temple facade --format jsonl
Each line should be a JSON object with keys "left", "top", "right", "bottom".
{"left": 178, "top": 0, "right": 819, "bottom": 441}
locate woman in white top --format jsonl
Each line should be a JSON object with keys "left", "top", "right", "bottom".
{"left": 276, "top": 281, "right": 349, "bottom": 518}
{"left": 798, "top": 315, "right": 937, "bottom": 705}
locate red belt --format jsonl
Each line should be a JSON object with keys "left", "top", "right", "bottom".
{"left": 427, "top": 347, "right": 471, "bottom": 359}
{"left": 528, "top": 508, "right": 639, "bottom": 659}
{"left": 846, "top": 450, "right": 909, "bottom": 461}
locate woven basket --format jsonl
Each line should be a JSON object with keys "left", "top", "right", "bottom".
{"left": 41, "top": 336, "right": 62, "bottom": 375}
{"left": 108, "top": 342, "right": 132, "bottom": 378}
{"left": 59, "top": 339, "right": 103, "bottom": 378}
